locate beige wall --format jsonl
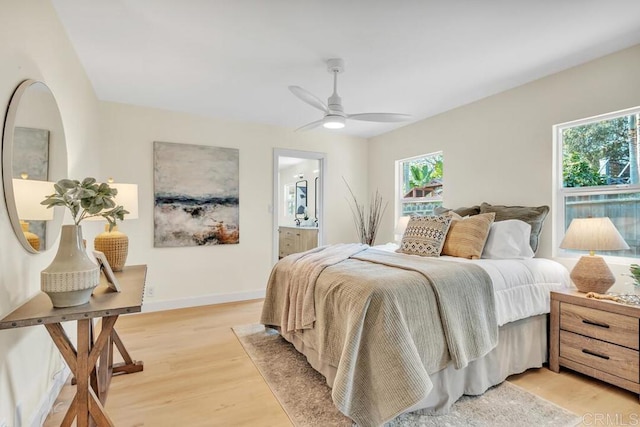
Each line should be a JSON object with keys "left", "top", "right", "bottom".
{"left": 0, "top": 1, "right": 101, "bottom": 426}
{"left": 92, "top": 100, "right": 368, "bottom": 308}
{"left": 369, "top": 44, "right": 640, "bottom": 263}
{"left": 2, "top": 1, "right": 640, "bottom": 424}
{"left": 0, "top": 2, "right": 369, "bottom": 424}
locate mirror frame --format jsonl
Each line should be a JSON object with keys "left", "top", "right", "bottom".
{"left": 314, "top": 176, "right": 319, "bottom": 221}
{"left": 295, "top": 179, "right": 308, "bottom": 219}
{"left": 2, "top": 79, "right": 67, "bottom": 253}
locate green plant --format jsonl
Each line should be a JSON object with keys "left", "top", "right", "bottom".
{"left": 629, "top": 264, "right": 640, "bottom": 285}
{"left": 408, "top": 158, "right": 443, "bottom": 190}
{"left": 563, "top": 152, "right": 606, "bottom": 187}
{"left": 41, "top": 177, "right": 128, "bottom": 230}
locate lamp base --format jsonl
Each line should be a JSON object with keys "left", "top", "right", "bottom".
{"left": 21, "top": 220, "right": 40, "bottom": 251}
{"left": 570, "top": 255, "right": 615, "bottom": 294}
{"left": 94, "top": 225, "right": 128, "bottom": 272}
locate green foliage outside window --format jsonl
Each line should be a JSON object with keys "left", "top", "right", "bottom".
{"left": 404, "top": 154, "right": 443, "bottom": 193}
{"left": 563, "top": 152, "right": 605, "bottom": 187}
{"left": 562, "top": 115, "right": 638, "bottom": 187}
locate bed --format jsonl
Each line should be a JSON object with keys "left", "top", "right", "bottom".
{"left": 261, "top": 209, "right": 570, "bottom": 426}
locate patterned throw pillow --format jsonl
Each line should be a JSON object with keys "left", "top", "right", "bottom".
{"left": 396, "top": 215, "right": 452, "bottom": 257}
{"left": 442, "top": 212, "right": 496, "bottom": 259}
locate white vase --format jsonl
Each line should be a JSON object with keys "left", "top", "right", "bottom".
{"left": 41, "top": 225, "right": 100, "bottom": 308}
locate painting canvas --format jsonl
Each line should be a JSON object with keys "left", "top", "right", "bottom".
{"left": 153, "top": 141, "right": 239, "bottom": 247}
{"left": 13, "top": 127, "right": 50, "bottom": 247}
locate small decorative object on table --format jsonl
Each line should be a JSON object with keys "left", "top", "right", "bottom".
{"left": 627, "top": 264, "right": 640, "bottom": 287}
{"left": 93, "top": 179, "right": 138, "bottom": 271}
{"left": 93, "top": 250, "right": 121, "bottom": 291}
{"left": 40, "top": 178, "right": 128, "bottom": 307}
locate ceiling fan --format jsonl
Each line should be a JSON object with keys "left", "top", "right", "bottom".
{"left": 289, "top": 58, "right": 412, "bottom": 131}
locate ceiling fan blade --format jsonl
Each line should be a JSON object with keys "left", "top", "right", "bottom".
{"left": 294, "top": 119, "right": 324, "bottom": 132}
{"left": 289, "top": 86, "right": 329, "bottom": 113}
{"left": 347, "top": 113, "right": 412, "bottom": 123}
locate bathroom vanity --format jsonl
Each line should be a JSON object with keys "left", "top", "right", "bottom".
{"left": 278, "top": 226, "right": 318, "bottom": 258}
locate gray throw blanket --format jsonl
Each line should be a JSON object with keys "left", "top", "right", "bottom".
{"left": 352, "top": 249, "right": 497, "bottom": 369}
{"left": 269, "top": 243, "right": 369, "bottom": 332}
{"left": 262, "top": 247, "right": 497, "bottom": 426}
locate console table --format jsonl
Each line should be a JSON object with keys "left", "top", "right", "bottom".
{"left": 0, "top": 264, "right": 147, "bottom": 427}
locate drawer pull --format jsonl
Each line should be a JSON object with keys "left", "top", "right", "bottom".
{"left": 582, "top": 349, "right": 610, "bottom": 360}
{"left": 582, "top": 319, "right": 610, "bottom": 329}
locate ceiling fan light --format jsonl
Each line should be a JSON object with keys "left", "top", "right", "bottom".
{"left": 322, "top": 115, "right": 345, "bottom": 129}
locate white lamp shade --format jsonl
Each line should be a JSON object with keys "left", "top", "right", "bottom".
{"left": 110, "top": 183, "right": 139, "bottom": 220}
{"left": 12, "top": 178, "right": 54, "bottom": 220}
{"left": 560, "top": 217, "right": 629, "bottom": 252}
{"left": 86, "top": 182, "right": 139, "bottom": 221}
{"left": 394, "top": 216, "right": 411, "bottom": 236}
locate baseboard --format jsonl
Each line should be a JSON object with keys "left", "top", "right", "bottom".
{"left": 142, "top": 289, "right": 266, "bottom": 313}
{"left": 30, "top": 364, "right": 71, "bottom": 427}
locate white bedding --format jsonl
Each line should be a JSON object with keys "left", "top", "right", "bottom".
{"left": 375, "top": 243, "right": 571, "bottom": 326}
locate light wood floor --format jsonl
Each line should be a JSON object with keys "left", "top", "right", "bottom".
{"left": 44, "top": 299, "right": 639, "bottom": 426}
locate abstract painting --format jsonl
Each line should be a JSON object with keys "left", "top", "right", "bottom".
{"left": 153, "top": 141, "right": 239, "bottom": 247}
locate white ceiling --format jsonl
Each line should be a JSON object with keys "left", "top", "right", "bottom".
{"left": 51, "top": 0, "right": 640, "bottom": 138}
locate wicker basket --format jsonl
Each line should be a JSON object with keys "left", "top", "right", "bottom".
{"left": 94, "top": 225, "right": 129, "bottom": 271}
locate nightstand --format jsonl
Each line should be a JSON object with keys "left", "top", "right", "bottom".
{"left": 550, "top": 290, "right": 640, "bottom": 399}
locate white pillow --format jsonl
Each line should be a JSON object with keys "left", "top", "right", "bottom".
{"left": 482, "top": 219, "right": 534, "bottom": 259}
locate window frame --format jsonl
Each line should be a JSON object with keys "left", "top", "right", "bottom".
{"left": 553, "top": 105, "right": 640, "bottom": 262}
{"left": 395, "top": 151, "right": 443, "bottom": 225}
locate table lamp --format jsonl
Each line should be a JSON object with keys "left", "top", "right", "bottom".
{"left": 13, "top": 178, "right": 55, "bottom": 251}
{"left": 92, "top": 180, "right": 139, "bottom": 271}
{"left": 560, "top": 217, "right": 629, "bottom": 293}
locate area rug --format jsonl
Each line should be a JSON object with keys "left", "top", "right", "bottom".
{"left": 233, "top": 324, "right": 581, "bottom": 427}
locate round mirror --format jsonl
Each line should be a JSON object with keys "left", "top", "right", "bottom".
{"left": 2, "top": 80, "right": 67, "bottom": 253}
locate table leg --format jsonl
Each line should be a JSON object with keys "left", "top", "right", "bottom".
{"left": 46, "top": 319, "right": 117, "bottom": 427}
{"left": 111, "top": 328, "right": 144, "bottom": 375}
{"left": 77, "top": 319, "right": 91, "bottom": 427}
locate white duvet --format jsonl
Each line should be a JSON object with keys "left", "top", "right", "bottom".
{"left": 375, "top": 243, "right": 571, "bottom": 326}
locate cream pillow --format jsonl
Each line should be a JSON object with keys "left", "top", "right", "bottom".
{"left": 442, "top": 212, "right": 495, "bottom": 259}
{"left": 396, "top": 215, "right": 452, "bottom": 257}
{"left": 482, "top": 219, "right": 535, "bottom": 259}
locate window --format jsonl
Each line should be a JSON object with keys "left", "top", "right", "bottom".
{"left": 555, "top": 107, "right": 640, "bottom": 258}
{"left": 396, "top": 152, "right": 443, "bottom": 219}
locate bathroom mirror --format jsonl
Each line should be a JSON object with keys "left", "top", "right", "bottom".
{"left": 314, "top": 176, "right": 319, "bottom": 222}
{"left": 2, "top": 80, "right": 67, "bottom": 253}
{"left": 295, "top": 180, "right": 308, "bottom": 219}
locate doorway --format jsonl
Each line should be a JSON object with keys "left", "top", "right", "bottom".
{"left": 272, "top": 148, "right": 326, "bottom": 264}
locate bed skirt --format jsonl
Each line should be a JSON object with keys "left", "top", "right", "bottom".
{"left": 279, "top": 314, "right": 547, "bottom": 416}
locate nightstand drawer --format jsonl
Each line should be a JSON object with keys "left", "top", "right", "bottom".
{"left": 560, "top": 330, "right": 639, "bottom": 383}
{"left": 560, "top": 302, "right": 639, "bottom": 350}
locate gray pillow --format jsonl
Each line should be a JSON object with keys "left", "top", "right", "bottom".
{"left": 479, "top": 202, "right": 549, "bottom": 253}
{"left": 434, "top": 205, "right": 481, "bottom": 217}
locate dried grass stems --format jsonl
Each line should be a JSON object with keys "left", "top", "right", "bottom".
{"left": 344, "top": 178, "right": 388, "bottom": 246}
